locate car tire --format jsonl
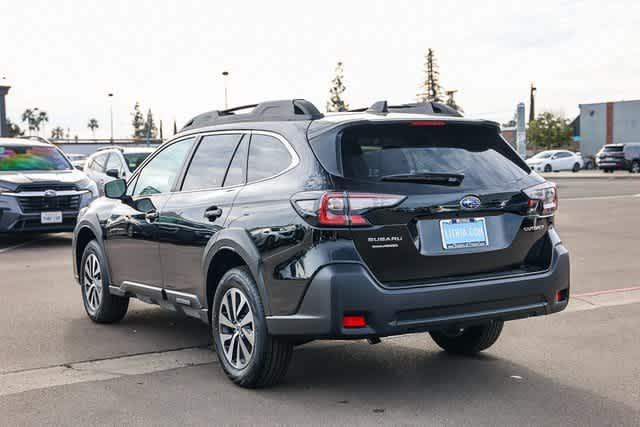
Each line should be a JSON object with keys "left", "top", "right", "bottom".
{"left": 80, "top": 240, "right": 129, "bottom": 323}
{"left": 631, "top": 160, "right": 640, "bottom": 174}
{"left": 212, "top": 266, "right": 293, "bottom": 388}
{"left": 572, "top": 162, "right": 580, "bottom": 172}
{"left": 544, "top": 164, "right": 552, "bottom": 172}
{"left": 430, "top": 320, "right": 504, "bottom": 355}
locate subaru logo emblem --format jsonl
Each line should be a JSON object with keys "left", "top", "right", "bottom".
{"left": 460, "top": 195, "right": 481, "bottom": 210}
{"left": 44, "top": 189, "right": 57, "bottom": 197}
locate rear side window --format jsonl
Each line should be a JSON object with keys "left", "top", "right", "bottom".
{"left": 223, "top": 137, "right": 248, "bottom": 187}
{"left": 247, "top": 134, "right": 292, "bottom": 182}
{"left": 181, "top": 134, "right": 243, "bottom": 191}
{"left": 316, "top": 123, "right": 529, "bottom": 191}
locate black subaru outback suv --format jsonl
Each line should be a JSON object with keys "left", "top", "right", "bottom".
{"left": 72, "top": 99, "right": 570, "bottom": 387}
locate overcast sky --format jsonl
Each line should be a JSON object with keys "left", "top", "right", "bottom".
{"left": 1, "top": 0, "right": 639, "bottom": 139}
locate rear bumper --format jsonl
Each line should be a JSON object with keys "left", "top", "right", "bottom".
{"left": 267, "top": 238, "right": 570, "bottom": 338}
{"left": 596, "top": 159, "right": 627, "bottom": 170}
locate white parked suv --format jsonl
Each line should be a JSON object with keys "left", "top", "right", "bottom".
{"left": 84, "top": 146, "right": 155, "bottom": 194}
{"left": 526, "top": 150, "right": 583, "bottom": 173}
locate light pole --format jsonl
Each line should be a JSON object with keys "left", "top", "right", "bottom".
{"left": 222, "top": 71, "right": 229, "bottom": 109}
{"left": 108, "top": 93, "right": 114, "bottom": 143}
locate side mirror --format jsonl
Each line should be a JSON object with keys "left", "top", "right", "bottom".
{"left": 104, "top": 179, "right": 127, "bottom": 199}
{"left": 106, "top": 168, "right": 120, "bottom": 178}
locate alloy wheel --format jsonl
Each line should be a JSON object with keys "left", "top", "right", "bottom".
{"left": 218, "top": 288, "right": 255, "bottom": 369}
{"left": 83, "top": 253, "right": 102, "bottom": 313}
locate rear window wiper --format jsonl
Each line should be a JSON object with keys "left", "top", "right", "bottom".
{"left": 380, "top": 172, "right": 464, "bottom": 186}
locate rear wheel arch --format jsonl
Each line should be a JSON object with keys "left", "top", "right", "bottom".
{"left": 204, "top": 236, "right": 270, "bottom": 320}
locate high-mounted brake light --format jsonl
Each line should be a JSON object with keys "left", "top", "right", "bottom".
{"left": 294, "top": 191, "right": 405, "bottom": 227}
{"left": 409, "top": 120, "right": 447, "bottom": 127}
{"left": 523, "top": 182, "right": 558, "bottom": 215}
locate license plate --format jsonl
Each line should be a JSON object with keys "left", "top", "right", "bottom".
{"left": 440, "top": 218, "right": 488, "bottom": 249}
{"left": 41, "top": 211, "right": 63, "bottom": 224}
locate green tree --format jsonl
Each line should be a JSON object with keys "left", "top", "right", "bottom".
{"left": 143, "top": 109, "right": 157, "bottom": 139}
{"left": 6, "top": 118, "right": 24, "bottom": 137}
{"left": 418, "top": 49, "right": 442, "bottom": 103}
{"left": 131, "top": 102, "right": 145, "bottom": 138}
{"left": 87, "top": 118, "right": 99, "bottom": 136}
{"left": 528, "top": 112, "right": 573, "bottom": 150}
{"left": 50, "top": 126, "right": 65, "bottom": 140}
{"left": 326, "top": 61, "right": 348, "bottom": 112}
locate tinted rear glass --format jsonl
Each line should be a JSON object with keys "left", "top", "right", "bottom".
{"left": 0, "top": 145, "right": 71, "bottom": 171}
{"left": 603, "top": 146, "right": 623, "bottom": 152}
{"left": 332, "top": 123, "right": 529, "bottom": 190}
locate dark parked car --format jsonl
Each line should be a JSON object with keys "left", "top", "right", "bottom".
{"left": 72, "top": 99, "right": 570, "bottom": 387}
{"left": 0, "top": 138, "right": 98, "bottom": 233}
{"left": 596, "top": 142, "right": 640, "bottom": 173}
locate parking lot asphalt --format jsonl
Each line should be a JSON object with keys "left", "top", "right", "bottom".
{"left": 1, "top": 179, "right": 639, "bottom": 425}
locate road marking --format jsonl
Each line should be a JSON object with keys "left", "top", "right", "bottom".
{"left": 0, "top": 234, "right": 59, "bottom": 254}
{"left": 566, "top": 286, "right": 640, "bottom": 313}
{"left": 0, "top": 348, "right": 216, "bottom": 397}
{"left": 563, "top": 193, "right": 640, "bottom": 201}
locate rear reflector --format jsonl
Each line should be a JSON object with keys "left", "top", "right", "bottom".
{"left": 342, "top": 315, "right": 367, "bottom": 328}
{"left": 556, "top": 289, "right": 568, "bottom": 302}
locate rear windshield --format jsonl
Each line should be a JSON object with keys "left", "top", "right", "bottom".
{"left": 124, "top": 152, "right": 152, "bottom": 172}
{"left": 602, "top": 146, "right": 623, "bottom": 152}
{"left": 0, "top": 145, "right": 71, "bottom": 171}
{"left": 312, "top": 123, "right": 529, "bottom": 190}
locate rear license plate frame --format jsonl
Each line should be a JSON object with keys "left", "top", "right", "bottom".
{"left": 439, "top": 217, "right": 489, "bottom": 250}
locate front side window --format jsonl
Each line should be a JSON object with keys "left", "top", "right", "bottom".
{"left": 247, "top": 134, "right": 292, "bottom": 182}
{"left": 133, "top": 138, "right": 194, "bottom": 196}
{"left": 91, "top": 153, "right": 109, "bottom": 172}
{"left": 0, "top": 145, "right": 71, "bottom": 171}
{"left": 181, "top": 134, "right": 243, "bottom": 191}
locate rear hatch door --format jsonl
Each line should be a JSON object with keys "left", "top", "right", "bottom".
{"left": 309, "top": 120, "right": 549, "bottom": 286}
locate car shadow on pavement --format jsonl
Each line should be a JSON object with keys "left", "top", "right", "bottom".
{"left": 246, "top": 338, "right": 640, "bottom": 425}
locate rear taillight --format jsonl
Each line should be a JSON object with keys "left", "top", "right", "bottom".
{"left": 523, "top": 182, "right": 558, "bottom": 215}
{"left": 293, "top": 191, "right": 405, "bottom": 227}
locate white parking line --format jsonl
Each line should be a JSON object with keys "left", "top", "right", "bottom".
{"left": 0, "top": 348, "right": 215, "bottom": 397}
{"left": 563, "top": 193, "right": 640, "bottom": 202}
{"left": 0, "top": 233, "right": 64, "bottom": 254}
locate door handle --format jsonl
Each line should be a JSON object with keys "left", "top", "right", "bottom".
{"left": 145, "top": 210, "right": 159, "bottom": 222}
{"left": 204, "top": 206, "right": 223, "bottom": 221}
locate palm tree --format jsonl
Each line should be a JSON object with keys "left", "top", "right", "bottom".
{"left": 21, "top": 109, "right": 36, "bottom": 135}
{"left": 34, "top": 110, "right": 49, "bottom": 136}
{"left": 50, "top": 126, "right": 65, "bottom": 140}
{"left": 87, "top": 118, "right": 99, "bottom": 136}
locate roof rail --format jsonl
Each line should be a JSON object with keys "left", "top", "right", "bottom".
{"left": 348, "top": 101, "right": 463, "bottom": 117}
{"left": 181, "top": 99, "right": 324, "bottom": 131}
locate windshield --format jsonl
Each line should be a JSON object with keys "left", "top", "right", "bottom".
{"left": 532, "top": 151, "right": 554, "bottom": 159}
{"left": 0, "top": 145, "right": 72, "bottom": 171}
{"left": 124, "top": 152, "right": 152, "bottom": 172}
{"left": 331, "top": 123, "right": 529, "bottom": 190}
